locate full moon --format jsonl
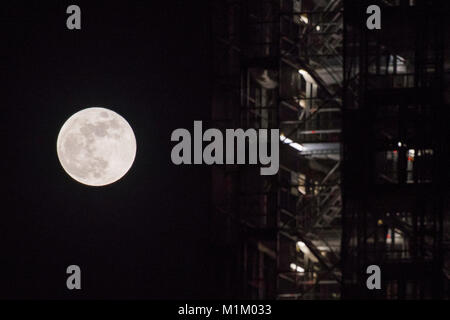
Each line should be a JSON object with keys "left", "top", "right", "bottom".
{"left": 57, "top": 107, "right": 137, "bottom": 186}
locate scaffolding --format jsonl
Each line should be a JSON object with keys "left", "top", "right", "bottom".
{"left": 342, "top": 0, "right": 450, "bottom": 298}
{"left": 211, "top": 0, "right": 343, "bottom": 299}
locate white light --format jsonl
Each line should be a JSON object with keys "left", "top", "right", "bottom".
{"left": 280, "top": 134, "right": 304, "bottom": 151}
{"left": 290, "top": 142, "right": 304, "bottom": 152}
{"left": 280, "top": 134, "right": 293, "bottom": 144}
{"left": 397, "top": 55, "right": 406, "bottom": 63}
{"left": 296, "top": 241, "right": 319, "bottom": 263}
{"left": 316, "top": 25, "right": 321, "bottom": 31}
{"left": 300, "top": 14, "right": 309, "bottom": 24}
{"left": 296, "top": 241, "right": 308, "bottom": 253}
{"left": 298, "top": 69, "right": 316, "bottom": 84}
{"left": 285, "top": 138, "right": 294, "bottom": 144}
{"left": 290, "top": 263, "right": 305, "bottom": 273}
{"left": 398, "top": 142, "right": 402, "bottom": 147}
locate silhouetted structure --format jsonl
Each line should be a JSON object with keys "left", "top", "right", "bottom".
{"left": 210, "top": 0, "right": 449, "bottom": 299}
{"left": 342, "top": 0, "right": 450, "bottom": 299}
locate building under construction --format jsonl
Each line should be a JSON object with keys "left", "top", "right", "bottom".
{"left": 209, "top": 0, "right": 450, "bottom": 299}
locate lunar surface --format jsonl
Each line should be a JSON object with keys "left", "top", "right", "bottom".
{"left": 57, "top": 107, "right": 136, "bottom": 186}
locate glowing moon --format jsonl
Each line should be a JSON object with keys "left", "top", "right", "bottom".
{"left": 57, "top": 107, "right": 136, "bottom": 186}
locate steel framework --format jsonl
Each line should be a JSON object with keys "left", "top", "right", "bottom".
{"left": 211, "top": 0, "right": 343, "bottom": 299}
{"left": 342, "top": 0, "right": 450, "bottom": 299}
{"left": 210, "top": 0, "right": 449, "bottom": 300}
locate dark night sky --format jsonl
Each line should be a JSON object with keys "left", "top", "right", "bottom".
{"left": 0, "top": 1, "right": 213, "bottom": 299}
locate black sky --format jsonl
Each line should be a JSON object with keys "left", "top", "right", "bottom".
{"left": 0, "top": 1, "right": 213, "bottom": 299}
